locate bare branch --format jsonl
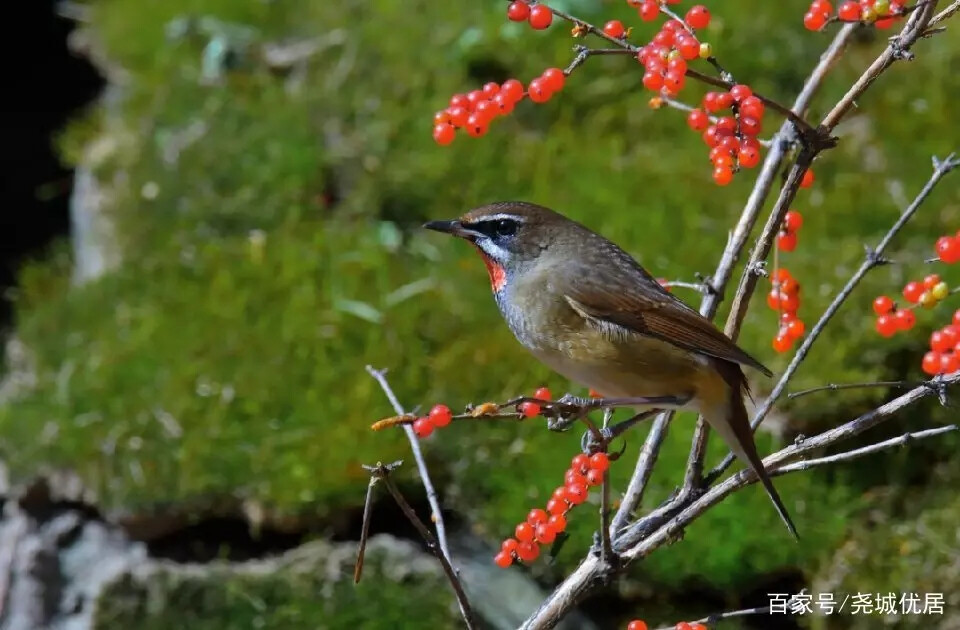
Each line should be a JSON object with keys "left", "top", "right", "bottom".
{"left": 354, "top": 474, "right": 379, "bottom": 584}
{"left": 788, "top": 380, "right": 926, "bottom": 400}
{"left": 775, "top": 424, "right": 957, "bottom": 473}
{"left": 368, "top": 462, "right": 479, "bottom": 630}
{"left": 707, "top": 152, "right": 959, "bottom": 482}
{"left": 365, "top": 367, "right": 457, "bottom": 575}
{"left": 599, "top": 470, "right": 615, "bottom": 563}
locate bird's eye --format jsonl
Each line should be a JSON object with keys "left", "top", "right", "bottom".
{"left": 493, "top": 219, "right": 517, "bottom": 237}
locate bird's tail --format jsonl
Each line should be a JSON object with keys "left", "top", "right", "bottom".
{"left": 703, "top": 362, "right": 799, "bottom": 540}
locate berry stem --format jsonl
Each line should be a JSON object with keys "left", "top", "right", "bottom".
{"left": 787, "top": 379, "right": 930, "bottom": 400}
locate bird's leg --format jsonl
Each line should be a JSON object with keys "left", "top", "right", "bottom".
{"left": 581, "top": 409, "right": 661, "bottom": 452}
{"left": 546, "top": 393, "right": 690, "bottom": 434}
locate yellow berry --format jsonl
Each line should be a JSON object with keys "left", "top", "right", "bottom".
{"left": 874, "top": 0, "right": 891, "bottom": 15}
{"left": 699, "top": 42, "right": 713, "bottom": 59}
{"left": 931, "top": 281, "right": 949, "bottom": 301}
{"left": 919, "top": 291, "right": 937, "bottom": 308}
{"left": 861, "top": 7, "right": 877, "bottom": 22}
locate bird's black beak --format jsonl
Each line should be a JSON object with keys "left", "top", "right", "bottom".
{"left": 423, "top": 219, "right": 477, "bottom": 240}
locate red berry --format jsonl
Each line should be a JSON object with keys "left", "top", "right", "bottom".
{"left": 876, "top": 314, "right": 897, "bottom": 337}
{"left": 667, "top": 57, "right": 687, "bottom": 76}
{"left": 552, "top": 486, "right": 567, "bottom": 500}
{"left": 895, "top": 308, "right": 916, "bottom": 331}
{"left": 571, "top": 453, "right": 590, "bottom": 472}
{"left": 527, "top": 78, "right": 552, "bottom": 103}
{"left": 739, "top": 96, "right": 765, "bottom": 120}
{"left": 787, "top": 318, "right": 806, "bottom": 339}
{"left": 715, "top": 92, "right": 734, "bottom": 109}
{"left": 507, "top": 1, "right": 530, "bottom": 21}
{"left": 475, "top": 100, "right": 499, "bottom": 123}
{"left": 730, "top": 84, "right": 753, "bottom": 102}
{"left": 494, "top": 550, "right": 513, "bottom": 568}
{"left": 712, "top": 166, "right": 733, "bottom": 187}
{"left": 687, "top": 108, "right": 709, "bottom": 131}
{"left": 434, "top": 110, "right": 452, "bottom": 125}
{"left": 515, "top": 522, "right": 535, "bottom": 543}
{"left": 466, "top": 90, "right": 485, "bottom": 110}
{"left": 740, "top": 116, "right": 762, "bottom": 136}
{"left": 653, "top": 29, "right": 675, "bottom": 48}
{"left": 955, "top": 309, "right": 960, "bottom": 327}
{"left": 527, "top": 508, "right": 548, "bottom": 526}
{"left": 943, "top": 352, "right": 960, "bottom": 374}
{"left": 465, "top": 113, "right": 488, "bottom": 137}
{"left": 482, "top": 82, "right": 500, "bottom": 98}
{"left": 564, "top": 468, "right": 586, "bottom": 486}
{"left": 804, "top": 10, "right": 827, "bottom": 30}
{"left": 546, "top": 498, "right": 565, "bottom": 515}
{"left": 585, "top": 468, "right": 604, "bottom": 486}
{"left": 433, "top": 123, "right": 456, "bottom": 146}
{"left": 738, "top": 143, "right": 761, "bottom": 168}
{"left": 413, "top": 417, "right": 435, "bottom": 437}
{"left": 713, "top": 153, "right": 735, "bottom": 170}
{"left": 702, "top": 125, "right": 720, "bottom": 148}
{"left": 528, "top": 4, "right": 553, "bottom": 29}
{"left": 800, "top": 169, "right": 815, "bottom": 188}
{"left": 772, "top": 333, "right": 792, "bottom": 353}
{"left": 838, "top": 0, "right": 860, "bottom": 20}
{"left": 448, "top": 106, "right": 469, "bottom": 127}
{"left": 534, "top": 386, "right": 553, "bottom": 401}
{"left": 519, "top": 401, "right": 541, "bottom": 418}
{"left": 541, "top": 68, "right": 565, "bottom": 93}
{"left": 493, "top": 93, "right": 516, "bottom": 115}
{"left": 449, "top": 93, "right": 469, "bottom": 109}
{"left": 716, "top": 116, "right": 737, "bottom": 136}
{"left": 702, "top": 92, "right": 721, "bottom": 112}
{"left": 677, "top": 36, "right": 700, "bottom": 60}
{"left": 516, "top": 541, "right": 540, "bottom": 562}
{"left": 936, "top": 236, "right": 960, "bottom": 263}
{"left": 565, "top": 482, "right": 588, "bottom": 505}
{"left": 502, "top": 538, "right": 519, "bottom": 553}
{"left": 922, "top": 351, "right": 942, "bottom": 376}
{"left": 428, "top": 404, "right": 452, "bottom": 428}
{"left": 535, "top": 523, "right": 557, "bottom": 544}
{"left": 685, "top": 5, "right": 711, "bottom": 29}
{"left": 784, "top": 210, "right": 804, "bottom": 231}
{"left": 931, "top": 330, "right": 952, "bottom": 352}
{"left": 627, "top": 622, "right": 648, "bottom": 630}
{"left": 589, "top": 452, "right": 610, "bottom": 472}
{"left": 873, "top": 296, "right": 895, "bottom": 315}
{"left": 548, "top": 513, "right": 567, "bottom": 532}
{"left": 663, "top": 71, "right": 685, "bottom": 94}
{"left": 642, "top": 71, "right": 664, "bottom": 92}
{"left": 501, "top": 79, "right": 524, "bottom": 102}
{"left": 639, "top": 0, "right": 659, "bottom": 21}
{"left": 903, "top": 281, "right": 924, "bottom": 303}
{"left": 603, "top": 20, "right": 626, "bottom": 38}
{"left": 777, "top": 230, "right": 798, "bottom": 252}
{"left": 811, "top": 0, "right": 834, "bottom": 15}
{"left": 689, "top": 625, "right": 707, "bottom": 630}
{"left": 923, "top": 273, "right": 941, "bottom": 290}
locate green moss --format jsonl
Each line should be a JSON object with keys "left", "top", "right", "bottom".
{"left": 94, "top": 537, "right": 461, "bottom": 629}
{"left": 3, "top": 0, "right": 959, "bottom": 600}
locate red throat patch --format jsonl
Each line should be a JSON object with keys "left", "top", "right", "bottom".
{"left": 472, "top": 246, "right": 507, "bottom": 292}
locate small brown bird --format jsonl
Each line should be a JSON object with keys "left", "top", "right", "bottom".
{"left": 425, "top": 201, "right": 798, "bottom": 538}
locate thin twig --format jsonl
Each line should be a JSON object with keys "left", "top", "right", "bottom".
{"left": 370, "top": 463, "right": 479, "bottom": 630}
{"left": 678, "top": 23, "right": 859, "bottom": 498}
{"left": 365, "top": 367, "right": 457, "bottom": 573}
{"left": 354, "top": 474, "right": 380, "bottom": 584}
{"left": 776, "top": 424, "right": 957, "bottom": 473}
{"left": 788, "top": 380, "right": 926, "bottom": 399}
{"left": 707, "top": 152, "right": 959, "bottom": 482}
{"left": 654, "top": 605, "right": 771, "bottom": 630}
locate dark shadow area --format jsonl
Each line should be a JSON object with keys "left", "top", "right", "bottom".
{"left": 0, "top": 1, "right": 103, "bottom": 329}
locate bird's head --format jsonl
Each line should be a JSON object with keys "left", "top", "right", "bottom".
{"left": 424, "top": 202, "right": 571, "bottom": 292}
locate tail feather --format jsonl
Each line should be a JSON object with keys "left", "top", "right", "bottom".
{"left": 706, "top": 361, "right": 800, "bottom": 540}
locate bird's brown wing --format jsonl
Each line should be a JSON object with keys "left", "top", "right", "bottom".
{"left": 558, "top": 256, "right": 772, "bottom": 377}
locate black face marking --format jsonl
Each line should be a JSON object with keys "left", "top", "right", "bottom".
{"left": 468, "top": 217, "right": 519, "bottom": 239}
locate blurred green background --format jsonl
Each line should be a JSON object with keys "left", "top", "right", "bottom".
{"left": 2, "top": 0, "right": 959, "bottom": 627}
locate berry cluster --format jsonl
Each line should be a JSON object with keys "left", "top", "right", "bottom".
{"left": 412, "top": 404, "right": 453, "bottom": 438}
{"left": 923, "top": 312, "right": 960, "bottom": 375}
{"left": 684, "top": 85, "right": 766, "bottom": 186}
{"left": 637, "top": 12, "right": 713, "bottom": 98}
{"left": 872, "top": 294, "right": 916, "bottom": 337}
{"left": 804, "top": 0, "right": 906, "bottom": 30}
{"left": 507, "top": 1, "right": 554, "bottom": 29}
{"left": 494, "top": 450, "right": 610, "bottom": 568}
{"left": 431, "top": 70, "right": 566, "bottom": 145}
{"left": 769, "top": 269, "right": 806, "bottom": 352}
{"left": 520, "top": 386, "right": 553, "bottom": 418}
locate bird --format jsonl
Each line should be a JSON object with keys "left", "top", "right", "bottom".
{"left": 424, "top": 201, "right": 798, "bottom": 539}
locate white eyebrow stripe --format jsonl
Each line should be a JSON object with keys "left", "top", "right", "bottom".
{"left": 472, "top": 213, "right": 525, "bottom": 224}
